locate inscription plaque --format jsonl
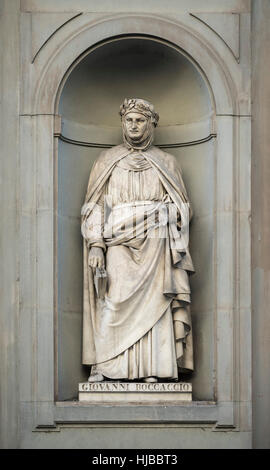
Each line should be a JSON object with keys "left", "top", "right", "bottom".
{"left": 78, "top": 382, "right": 192, "bottom": 403}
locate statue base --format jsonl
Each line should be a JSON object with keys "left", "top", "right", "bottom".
{"left": 78, "top": 381, "right": 192, "bottom": 404}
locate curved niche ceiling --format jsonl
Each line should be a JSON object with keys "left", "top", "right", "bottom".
{"left": 59, "top": 37, "right": 213, "bottom": 147}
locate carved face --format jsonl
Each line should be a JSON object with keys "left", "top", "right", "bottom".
{"left": 123, "top": 112, "right": 149, "bottom": 141}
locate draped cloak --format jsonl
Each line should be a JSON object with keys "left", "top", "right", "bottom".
{"left": 81, "top": 144, "right": 195, "bottom": 376}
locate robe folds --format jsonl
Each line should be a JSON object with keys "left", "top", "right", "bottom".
{"left": 81, "top": 144, "right": 195, "bottom": 379}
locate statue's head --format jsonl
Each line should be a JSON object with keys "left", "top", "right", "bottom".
{"left": 119, "top": 98, "right": 159, "bottom": 150}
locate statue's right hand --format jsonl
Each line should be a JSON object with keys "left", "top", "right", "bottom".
{"left": 88, "top": 246, "right": 105, "bottom": 269}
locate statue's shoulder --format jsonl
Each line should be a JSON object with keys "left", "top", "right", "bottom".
{"left": 95, "top": 144, "right": 126, "bottom": 164}
{"left": 91, "top": 144, "right": 127, "bottom": 174}
{"left": 150, "top": 146, "right": 180, "bottom": 172}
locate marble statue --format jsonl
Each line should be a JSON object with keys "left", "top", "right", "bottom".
{"left": 81, "top": 98, "right": 194, "bottom": 383}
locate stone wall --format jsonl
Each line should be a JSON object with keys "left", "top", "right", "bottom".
{"left": 251, "top": 0, "right": 270, "bottom": 450}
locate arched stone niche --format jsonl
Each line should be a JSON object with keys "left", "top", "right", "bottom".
{"left": 57, "top": 36, "right": 215, "bottom": 401}
{"left": 21, "top": 13, "right": 250, "bottom": 429}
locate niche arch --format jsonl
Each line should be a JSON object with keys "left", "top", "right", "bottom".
{"left": 32, "top": 14, "right": 239, "bottom": 115}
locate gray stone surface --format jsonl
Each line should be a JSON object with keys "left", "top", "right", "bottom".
{"left": 20, "top": 0, "right": 251, "bottom": 14}
{"left": 251, "top": 0, "right": 270, "bottom": 450}
{"left": 0, "top": 0, "right": 20, "bottom": 449}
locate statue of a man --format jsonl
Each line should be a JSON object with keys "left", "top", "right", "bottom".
{"left": 81, "top": 98, "right": 194, "bottom": 383}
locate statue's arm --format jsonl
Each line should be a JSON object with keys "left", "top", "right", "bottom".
{"left": 82, "top": 156, "right": 108, "bottom": 269}
{"left": 84, "top": 192, "right": 106, "bottom": 269}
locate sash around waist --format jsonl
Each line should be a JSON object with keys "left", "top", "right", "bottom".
{"left": 106, "top": 200, "right": 172, "bottom": 227}
{"left": 103, "top": 199, "right": 179, "bottom": 244}
{"left": 112, "top": 200, "right": 165, "bottom": 211}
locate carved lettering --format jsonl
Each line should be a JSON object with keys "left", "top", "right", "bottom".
{"left": 79, "top": 382, "right": 192, "bottom": 393}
